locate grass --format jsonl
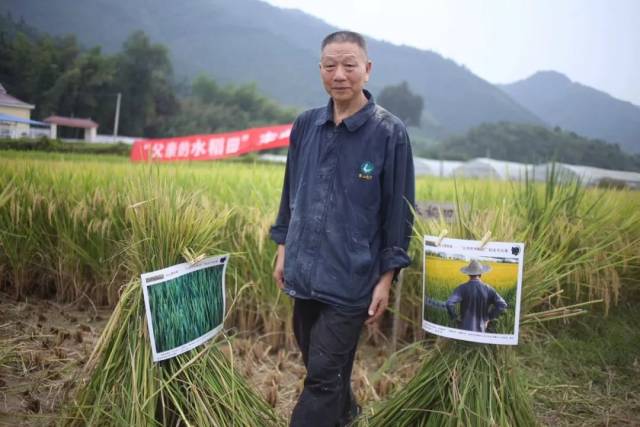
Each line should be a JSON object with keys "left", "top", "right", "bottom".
{"left": 520, "top": 301, "right": 640, "bottom": 425}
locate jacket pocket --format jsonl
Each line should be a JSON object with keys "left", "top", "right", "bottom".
{"left": 348, "top": 231, "right": 373, "bottom": 277}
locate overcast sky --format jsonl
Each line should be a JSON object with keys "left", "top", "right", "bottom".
{"left": 262, "top": 0, "right": 640, "bottom": 106}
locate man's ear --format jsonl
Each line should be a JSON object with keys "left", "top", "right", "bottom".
{"left": 365, "top": 60, "right": 372, "bottom": 82}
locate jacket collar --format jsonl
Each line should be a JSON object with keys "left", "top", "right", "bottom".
{"left": 314, "top": 89, "right": 376, "bottom": 132}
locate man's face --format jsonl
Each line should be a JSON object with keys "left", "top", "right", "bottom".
{"left": 319, "top": 42, "right": 371, "bottom": 104}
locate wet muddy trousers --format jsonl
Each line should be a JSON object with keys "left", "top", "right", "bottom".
{"left": 290, "top": 298, "right": 368, "bottom": 427}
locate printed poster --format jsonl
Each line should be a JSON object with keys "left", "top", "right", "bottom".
{"left": 422, "top": 236, "right": 524, "bottom": 345}
{"left": 141, "top": 254, "right": 228, "bottom": 361}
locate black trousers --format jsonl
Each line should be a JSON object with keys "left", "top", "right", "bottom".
{"left": 290, "top": 298, "right": 368, "bottom": 427}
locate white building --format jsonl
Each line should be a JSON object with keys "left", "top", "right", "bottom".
{"left": 0, "top": 83, "right": 49, "bottom": 138}
{"left": 44, "top": 115, "right": 99, "bottom": 142}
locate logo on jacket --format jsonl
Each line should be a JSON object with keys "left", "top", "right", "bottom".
{"left": 358, "top": 161, "right": 374, "bottom": 181}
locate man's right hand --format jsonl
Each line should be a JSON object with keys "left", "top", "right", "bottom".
{"left": 273, "top": 245, "right": 285, "bottom": 289}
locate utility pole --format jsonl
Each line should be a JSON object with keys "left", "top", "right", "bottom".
{"left": 113, "top": 92, "right": 121, "bottom": 141}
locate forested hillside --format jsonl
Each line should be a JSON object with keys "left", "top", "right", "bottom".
{"left": 0, "top": 14, "right": 296, "bottom": 137}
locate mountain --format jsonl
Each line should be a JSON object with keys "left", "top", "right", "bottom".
{"left": 500, "top": 71, "right": 640, "bottom": 153}
{"left": 1, "top": 0, "right": 542, "bottom": 137}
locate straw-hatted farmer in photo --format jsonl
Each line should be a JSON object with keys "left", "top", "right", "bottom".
{"left": 446, "top": 260, "right": 507, "bottom": 332}
{"left": 270, "top": 30, "right": 415, "bottom": 427}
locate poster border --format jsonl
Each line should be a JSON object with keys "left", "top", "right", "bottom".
{"left": 421, "top": 236, "right": 524, "bottom": 345}
{"left": 141, "top": 254, "right": 229, "bottom": 362}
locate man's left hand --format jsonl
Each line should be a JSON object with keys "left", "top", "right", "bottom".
{"left": 366, "top": 271, "right": 394, "bottom": 325}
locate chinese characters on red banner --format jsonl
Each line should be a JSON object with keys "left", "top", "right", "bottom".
{"left": 130, "top": 124, "right": 293, "bottom": 162}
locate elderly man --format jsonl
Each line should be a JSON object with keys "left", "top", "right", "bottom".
{"left": 270, "top": 31, "right": 415, "bottom": 427}
{"left": 446, "top": 260, "right": 508, "bottom": 332}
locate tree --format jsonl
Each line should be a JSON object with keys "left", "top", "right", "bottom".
{"left": 115, "top": 31, "right": 178, "bottom": 137}
{"left": 43, "top": 47, "right": 117, "bottom": 132}
{"left": 377, "top": 81, "right": 424, "bottom": 127}
{"left": 163, "top": 75, "right": 297, "bottom": 137}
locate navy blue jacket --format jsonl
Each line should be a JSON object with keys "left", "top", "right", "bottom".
{"left": 270, "top": 91, "right": 415, "bottom": 308}
{"left": 446, "top": 278, "right": 508, "bottom": 332}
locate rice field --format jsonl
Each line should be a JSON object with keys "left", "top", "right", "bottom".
{"left": 426, "top": 256, "right": 519, "bottom": 295}
{"left": 1, "top": 150, "right": 639, "bottom": 426}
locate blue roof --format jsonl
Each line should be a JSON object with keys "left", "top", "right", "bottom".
{"left": 0, "top": 112, "right": 50, "bottom": 127}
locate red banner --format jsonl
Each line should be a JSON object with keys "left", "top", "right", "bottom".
{"left": 130, "top": 124, "right": 292, "bottom": 162}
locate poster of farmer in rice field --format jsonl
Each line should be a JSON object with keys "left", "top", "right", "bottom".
{"left": 422, "top": 236, "right": 523, "bottom": 345}
{"left": 141, "top": 254, "right": 228, "bottom": 361}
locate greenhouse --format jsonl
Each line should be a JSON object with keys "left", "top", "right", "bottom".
{"left": 413, "top": 158, "right": 464, "bottom": 177}
{"left": 452, "top": 157, "right": 535, "bottom": 180}
{"left": 535, "top": 162, "right": 640, "bottom": 188}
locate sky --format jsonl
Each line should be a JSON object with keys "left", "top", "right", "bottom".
{"left": 262, "top": 0, "right": 640, "bottom": 106}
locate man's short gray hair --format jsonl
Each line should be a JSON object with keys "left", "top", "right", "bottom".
{"left": 321, "top": 31, "right": 368, "bottom": 55}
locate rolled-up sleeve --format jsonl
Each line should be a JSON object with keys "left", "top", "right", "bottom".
{"left": 379, "top": 126, "right": 415, "bottom": 276}
{"left": 269, "top": 121, "right": 299, "bottom": 245}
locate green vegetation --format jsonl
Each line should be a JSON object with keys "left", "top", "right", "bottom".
{"left": 377, "top": 81, "right": 424, "bottom": 127}
{"left": 1, "top": 152, "right": 638, "bottom": 425}
{"left": 148, "top": 265, "right": 225, "bottom": 354}
{"left": 0, "top": 15, "right": 296, "bottom": 138}
{"left": 427, "top": 122, "right": 640, "bottom": 171}
{"left": 164, "top": 75, "right": 296, "bottom": 136}
{"left": 521, "top": 303, "right": 640, "bottom": 425}
{"left": 0, "top": 137, "right": 131, "bottom": 155}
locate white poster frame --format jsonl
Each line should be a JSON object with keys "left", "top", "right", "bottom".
{"left": 422, "top": 236, "right": 523, "bottom": 345}
{"left": 141, "top": 254, "right": 228, "bottom": 362}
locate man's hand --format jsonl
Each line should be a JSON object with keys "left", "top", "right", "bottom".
{"left": 273, "top": 245, "right": 285, "bottom": 290}
{"left": 366, "top": 271, "right": 394, "bottom": 325}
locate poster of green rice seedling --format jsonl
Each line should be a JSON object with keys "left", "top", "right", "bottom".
{"left": 422, "top": 236, "right": 523, "bottom": 345}
{"left": 141, "top": 254, "right": 228, "bottom": 361}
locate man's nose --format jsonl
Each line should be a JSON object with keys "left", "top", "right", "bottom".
{"left": 333, "top": 65, "right": 347, "bottom": 81}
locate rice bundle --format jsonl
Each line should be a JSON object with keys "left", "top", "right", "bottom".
{"left": 362, "top": 173, "right": 640, "bottom": 426}
{"left": 364, "top": 342, "right": 534, "bottom": 427}
{"left": 60, "top": 177, "right": 284, "bottom": 426}
{"left": 61, "top": 279, "right": 282, "bottom": 426}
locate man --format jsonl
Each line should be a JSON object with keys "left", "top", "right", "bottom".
{"left": 270, "top": 31, "right": 415, "bottom": 427}
{"left": 445, "top": 260, "right": 508, "bottom": 332}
